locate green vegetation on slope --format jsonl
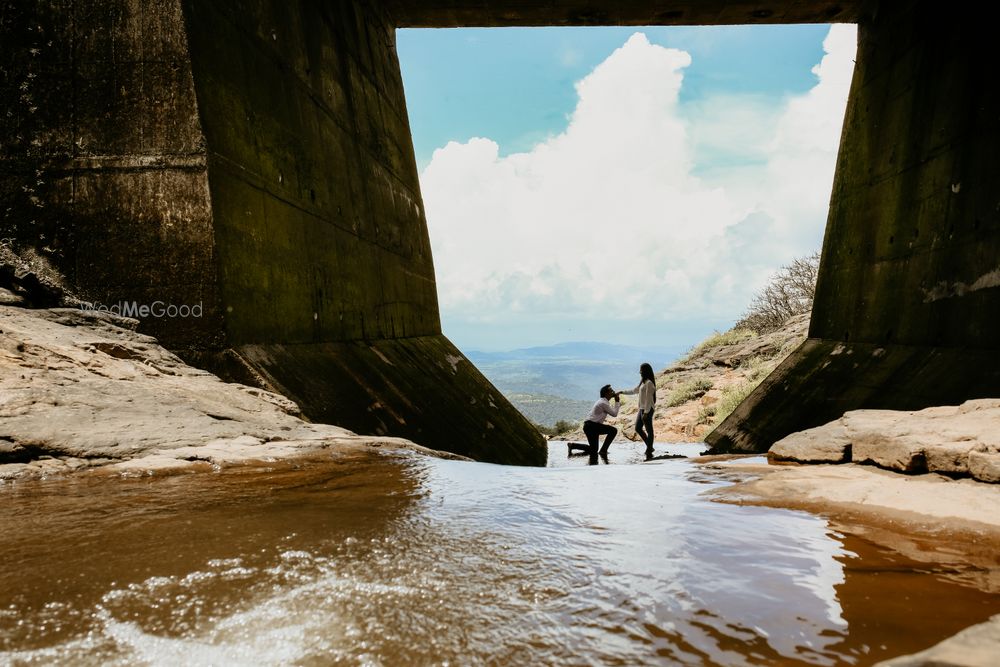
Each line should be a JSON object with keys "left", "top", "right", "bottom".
{"left": 665, "top": 377, "right": 714, "bottom": 407}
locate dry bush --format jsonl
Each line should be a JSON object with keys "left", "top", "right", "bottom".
{"left": 689, "top": 328, "right": 758, "bottom": 356}
{"left": 735, "top": 252, "right": 820, "bottom": 334}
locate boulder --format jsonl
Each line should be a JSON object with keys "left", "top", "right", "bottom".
{"left": 768, "top": 400, "right": 1000, "bottom": 480}
{"left": 768, "top": 421, "right": 851, "bottom": 463}
{"left": 0, "top": 287, "right": 25, "bottom": 306}
{"left": 969, "top": 447, "right": 1000, "bottom": 484}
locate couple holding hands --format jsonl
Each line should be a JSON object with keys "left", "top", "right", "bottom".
{"left": 583, "top": 363, "right": 657, "bottom": 456}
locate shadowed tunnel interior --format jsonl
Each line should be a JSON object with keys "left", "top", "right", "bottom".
{"left": 2, "top": 0, "right": 998, "bottom": 461}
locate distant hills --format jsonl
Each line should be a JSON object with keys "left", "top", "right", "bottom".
{"left": 464, "top": 341, "right": 686, "bottom": 426}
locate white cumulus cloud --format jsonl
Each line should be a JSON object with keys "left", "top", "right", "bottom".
{"left": 420, "top": 26, "right": 858, "bottom": 347}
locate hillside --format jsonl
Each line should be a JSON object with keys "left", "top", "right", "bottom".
{"left": 505, "top": 392, "right": 593, "bottom": 428}
{"left": 465, "top": 341, "right": 683, "bottom": 426}
{"left": 563, "top": 313, "right": 810, "bottom": 443}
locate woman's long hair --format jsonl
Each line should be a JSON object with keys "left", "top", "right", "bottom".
{"left": 640, "top": 363, "right": 656, "bottom": 402}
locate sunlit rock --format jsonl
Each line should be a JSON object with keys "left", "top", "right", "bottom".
{"left": 766, "top": 401, "right": 1000, "bottom": 481}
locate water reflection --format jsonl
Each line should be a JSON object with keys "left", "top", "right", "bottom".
{"left": 0, "top": 444, "right": 997, "bottom": 665}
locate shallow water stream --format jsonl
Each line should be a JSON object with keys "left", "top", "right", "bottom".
{"left": 2, "top": 442, "right": 998, "bottom": 665}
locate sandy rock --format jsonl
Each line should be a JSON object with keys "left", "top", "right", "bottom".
{"left": 969, "top": 448, "right": 1000, "bottom": 483}
{"left": 959, "top": 398, "right": 1000, "bottom": 413}
{"left": 766, "top": 401, "right": 1000, "bottom": 479}
{"left": 712, "top": 462, "right": 1000, "bottom": 530}
{"left": 851, "top": 434, "right": 927, "bottom": 473}
{"left": 0, "top": 306, "right": 458, "bottom": 478}
{"left": 0, "top": 287, "right": 25, "bottom": 306}
{"left": 924, "top": 441, "right": 979, "bottom": 474}
{"left": 704, "top": 336, "right": 780, "bottom": 367}
{"left": 875, "top": 614, "right": 1000, "bottom": 666}
{"left": 768, "top": 421, "right": 851, "bottom": 463}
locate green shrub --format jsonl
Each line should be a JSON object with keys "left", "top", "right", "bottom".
{"left": 696, "top": 405, "right": 716, "bottom": 425}
{"left": 665, "top": 377, "right": 714, "bottom": 407}
{"left": 553, "top": 419, "right": 577, "bottom": 434}
{"left": 533, "top": 422, "right": 556, "bottom": 437}
{"left": 741, "top": 355, "right": 778, "bottom": 383}
{"left": 534, "top": 419, "right": 579, "bottom": 437}
{"left": 685, "top": 328, "right": 758, "bottom": 359}
{"left": 712, "top": 380, "right": 761, "bottom": 426}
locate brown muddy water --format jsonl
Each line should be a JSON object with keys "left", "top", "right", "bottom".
{"left": 1, "top": 441, "right": 998, "bottom": 666}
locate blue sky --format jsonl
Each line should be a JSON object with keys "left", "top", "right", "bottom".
{"left": 396, "top": 25, "right": 856, "bottom": 352}
{"left": 399, "top": 26, "right": 831, "bottom": 169}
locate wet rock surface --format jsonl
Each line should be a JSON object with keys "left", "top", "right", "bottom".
{"left": 874, "top": 613, "right": 1000, "bottom": 667}
{"left": 768, "top": 400, "right": 1000, "bottom": 483}
{"left": 711, "top": 457, "right": 1000, "bottom": 665}
{"left": 0, "top": 306, "right": 461, "bottom": 478}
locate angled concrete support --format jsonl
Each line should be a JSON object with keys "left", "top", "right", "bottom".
{"left": 708, "top": 1, "right": 1000, "bottom": 451}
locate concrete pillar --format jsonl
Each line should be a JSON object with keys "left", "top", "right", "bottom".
{"left": 707, "top": 0, "right": 1000, "bottom": 452}
{"left": 0, "top": 0, "right": 547, "bottom": 465}
{"left": 0, "top": 0, "right": 223, "bottom": 349}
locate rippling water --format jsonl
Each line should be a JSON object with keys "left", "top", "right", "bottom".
{"left": 2, "top": 442, "right": 998, "bottom": 666}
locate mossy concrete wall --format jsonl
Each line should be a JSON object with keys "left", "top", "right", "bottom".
{"left": 0, "top": 0, "right": 223, "bottom": 349}
{"left": 1, "top": 0, "right": 546, "bottom": 465}
{"left": 177, "top": 0, "right": 545, "bottom": 464}
{"left": 181, "top": 0, "right": 440, "bottom": 346}
{"left": 707, "top": 0, "right": 1000, "bottom": 452}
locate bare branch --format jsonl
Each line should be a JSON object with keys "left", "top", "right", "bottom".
{"left": 733, "top": 252, "right": 820, "bottom": 333}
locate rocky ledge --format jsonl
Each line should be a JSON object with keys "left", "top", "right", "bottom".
{"left": 768, "top": 400, "right": 1000, "bottom": 483}
{"left": 0, "top": 306, "right": 463, "bottom": 479}
{"left": 876, "top": 614, "right": 1000, "bottom": 667}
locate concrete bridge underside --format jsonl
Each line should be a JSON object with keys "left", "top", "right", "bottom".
{"left": 2, "top": 0, "right": 997, "bottom": 463}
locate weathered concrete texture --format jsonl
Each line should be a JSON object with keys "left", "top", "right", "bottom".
{"left": 768, "top": 399, "right": 1000, "bottom": 482}
{"left": 387, "top": 1, "right": 860, "bottom": 27}
{"left": 227, "top": 338, "right": 546, "bottom": 466}
{"left": 1, "top": 0, "right": 546, "bottom": 464}
{"left": 175, "top": 0, "right": 545, "bottom": 463}
{"left": 709, "top": 0, "right": 1000, "bottom": 453}
{"left": 181, "top": 0, "right": 439, "bottom": 346}
{"left": 0, "top": 0, "right": 224, "bottom": 350}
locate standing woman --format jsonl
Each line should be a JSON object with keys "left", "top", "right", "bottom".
{"left": 621, "top": 363, "right": 657, "bottom": 453}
